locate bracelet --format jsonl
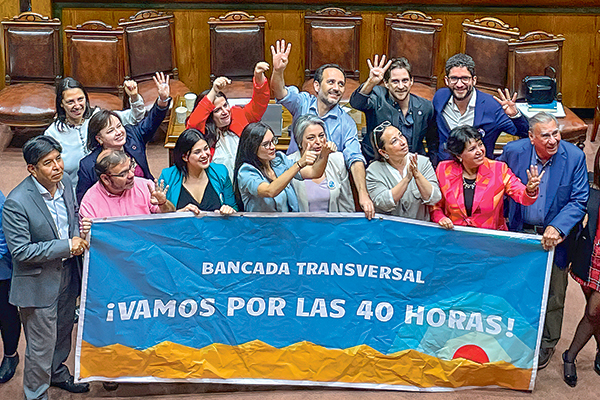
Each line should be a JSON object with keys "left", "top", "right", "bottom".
{"left": 296, "top": 161, "right": 304, "bottom": 169}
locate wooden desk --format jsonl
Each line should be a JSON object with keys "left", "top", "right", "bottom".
{"left": 164, "top": 96, "right": 188, "bottom": 164}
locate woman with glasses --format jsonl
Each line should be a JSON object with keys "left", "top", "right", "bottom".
{"left": 187, "top": 62, "right": 271, "bottom": 181}
{"left": 287, "top": 115, "right": 354, "bottom": 212}
{"left": 75, "top": 73, "right": 171, "bottom": 203}
{"left": 366, "top": 121, "right": 440, "bottom": 220}
{"left": 234, "top": 122, "right": 335, "bottom": 212}
{"left": 431, "top": 125, "right": 541, "bottom": 230}
{"left": 159, "top": 129, "right": 237, "bottom": 215}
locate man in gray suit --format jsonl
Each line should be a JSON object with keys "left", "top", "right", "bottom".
{"left": 2, "top": 136, "right": 90, "bottom": 399}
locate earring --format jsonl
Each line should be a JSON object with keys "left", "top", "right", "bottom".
{"left": 384, "top": 154, "right": 390, "bottom": 160}
{"left": 458, "top": 157, "right": 462, "bottom": 163}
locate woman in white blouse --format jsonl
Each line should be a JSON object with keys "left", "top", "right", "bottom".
{"left": 366, "top": 121, "right": 441, "bottom": 220}
{"left": 288, "top": 115, "right": 355, "bottom": 213}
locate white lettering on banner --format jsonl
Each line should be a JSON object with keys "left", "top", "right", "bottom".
{"left": 404, "top": 305, "right": 516, "bottom": 336}
{"left": 203, "top": 261, "right": 290, "bottom": 275}
{"left": 297, "top": 262, "right": 425, "bottom": 283}
{"left": 199, "top": 261, "right": 425, "bottom": 284}
{"left": 109, "top": 298, "right": 215, "bottom": 321}
{"left": 296, "top": 298, "right": 347, "bottom": 318}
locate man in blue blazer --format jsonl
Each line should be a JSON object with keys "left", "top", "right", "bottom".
{"left": 2, "top": 136, "right": 90, "bottom": 399}
{"left": 433, "top": 53, "right": 529, "bottom": 162}
{"left": 498, "top": 112, "right": 589, "bottom": 370}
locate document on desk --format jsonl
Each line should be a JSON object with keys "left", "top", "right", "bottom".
{"left": 75, "top": 213, "right": 552, "bottom": 392}
{"left": 516, "top": 101, "right": 566, "bottom": 118}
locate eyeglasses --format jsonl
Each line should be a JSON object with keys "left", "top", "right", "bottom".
{"left": 447, "top": 76, "right": 473, "bottom": 85}
{"left": 372, "top": 121, "right": 391, "bottom": 151}
{"left": 260, "top": 136, "right": 279, "bottom": 149}
{"left": 107, "top": 159, "right": 136, "bottom": 178}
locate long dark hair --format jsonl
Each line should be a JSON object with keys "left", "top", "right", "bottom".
{"left": 55, "top": 77, "right": 93, "bottom": 130}
{"left": 191, "top": 89, "right": 228, "bottom": 150}
{"left": 233, "top": 122, "right": 273, "bottom": 205}
{"left": 173, "top": 128, "right": 212, "bottom": 178}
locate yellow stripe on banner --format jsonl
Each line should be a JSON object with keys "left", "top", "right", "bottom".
{"left": 80, "top": 340, "right": 532, "bottom": 389}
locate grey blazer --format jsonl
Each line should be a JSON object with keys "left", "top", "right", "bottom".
{"left": 366, "top": 155, "right": 441, "bottom": 221}
{"left": 2, "top": 175, "right": 80, "bottom": 308}
{"left": 289, "top": 151, "right": 355, "bottom": 213}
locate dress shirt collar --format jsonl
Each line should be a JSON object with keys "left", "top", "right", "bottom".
{"left": 32, "top": 176, "right": 65, "bottom": 200}
{"left": 447, "top": 89, "right": 477, "bottom": 113}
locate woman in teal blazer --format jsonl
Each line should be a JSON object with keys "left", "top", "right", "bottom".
{"left": 159, "top": 129, "right": 237, "bottom": 214}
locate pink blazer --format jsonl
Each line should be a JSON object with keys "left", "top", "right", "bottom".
{"left": 430, "top": 158, "right": 537, "bottom": 230}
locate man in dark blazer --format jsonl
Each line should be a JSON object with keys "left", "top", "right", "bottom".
{"left": 498, "top": 112, "right": 589, "bottom": 370}
{"left": 2, "top": 136, "right": 90, "bottom": 399}
{"left": 433, "top": 53, "right": 529, "bottom": 162}
{"left": 350, "top": 56, "right": 437, "bottom": 164}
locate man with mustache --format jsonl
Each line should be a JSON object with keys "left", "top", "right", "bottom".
{"left": 2, "top": 136, "right": 90, "bottom": 399}
{"left": 349, "top": 55, "right": 437, "bottom": 164}
{"left": 433, "top": 53, "right": 529, "bottom": 162}
{"left": 498, "top": 112, "right": 588, "bottom": 370}
{"left": 270, "top": 40, "right": 375, "bottom": 220}
{"left": 79, "top": 150, "right": 176, "bottom": 219}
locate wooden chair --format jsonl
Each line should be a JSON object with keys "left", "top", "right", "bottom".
{"left": 508, "top": 30, "right": 586, "bottom": 147}
{"left": 384, "top": 10, "right": 442, "bottom": 101}
{"left": 208, "top": 11, "right": 266, "bottom": 99}
{"left": 119, "top": 9, "right": 190, "bottom": 111}
{"left": 64, "top": 20, "right": 126, "bottom": 111}
{"left": 0, "top": 12, "right": 61, "bottom": 149}
{"left": 508, "top": 30, "right": 564, "bottom": 101}
{"left": 302, "top": 7, "right": 362, "bottom": 103}
{"left": 461, "top": 17, "right": 520, "bottom": 94}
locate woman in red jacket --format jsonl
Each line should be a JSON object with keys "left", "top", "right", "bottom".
{"left": 186, "top": 62, "right": 271, "bottom": 181}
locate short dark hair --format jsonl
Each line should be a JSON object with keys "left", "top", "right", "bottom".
{"left": 314, "top": 64, "right": 345, "bottom": 85}
{"left": 94, "top": 149, "right": 129, "bottom": 177}
{"left": 22, "top": 136, "right": 63, "bottom": 166}
{"left": 55, "top": 77, "right": 92, "bottom": 129}
{"left": 384, "top": 57, "right": 412, "bottom": 81}
{"left": 445, "top": 125, "right": 483, "bottom": 162}
{"left": 87, "top": 109, "right": 122, "bottom": 151}
{"left": 445, "top": 53, "right": 476, "bottom": 77}
{"left": 173, "top": 128, "right": 212, "bottom": 178}
{"left": 292, "top": 114, "right": 326, "bottom": 152}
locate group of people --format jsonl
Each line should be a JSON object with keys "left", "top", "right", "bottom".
{"left": 0, "top": 37, "right": 598, "bottom": 400}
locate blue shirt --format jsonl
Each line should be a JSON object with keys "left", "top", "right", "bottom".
{"left": 523, "top": 147, "right": 553, "bottom": 227}
{"left": 0, "top": 191, "right": 12, "bottom": 280}
{"left": 237, "top": 152, "right": 300, "bottom": 212}
{"left": 278, "top": 86, "right": 365, "bottom": 169}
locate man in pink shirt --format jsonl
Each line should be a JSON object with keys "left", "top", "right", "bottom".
{"left": 79, "top": 149, "right": 175, "bottom": 219}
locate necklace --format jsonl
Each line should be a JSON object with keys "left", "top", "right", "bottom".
{"left": 462, "top": 176, "right": 476, "bottom": 190}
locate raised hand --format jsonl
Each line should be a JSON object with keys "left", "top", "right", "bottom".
{"left": 525, "top": 165, "right": 545, "bottom": 195}
{"left": 271, "top": 39, "right": 292, "bottom": 72}
{"left": 493, "top": 88, "right": 518, "bottom": 117}
{"left": 254, "top": 61, "right": 270, "bottom": 86}
{"left": 366, "top": 54, "right": 392, "bottom": 86}
{"left": 149, "top": 179, "right": 169, "bottom": 206}
{"left": 300, "top": 150, "right": 319, "bottom": 167}
{"left": 153, "top": 72, "right": 170, "bottom": 102}
{"left": 123, "top": 80, "right": 139, "bottom": 99}
{"left": 212, "top": 76, "right": 231, "bottom": 93}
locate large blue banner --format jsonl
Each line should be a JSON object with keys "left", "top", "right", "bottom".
{"left": 75, "top": 213, "right": 552, "bottom": 391}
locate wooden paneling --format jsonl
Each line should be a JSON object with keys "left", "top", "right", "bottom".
{"left": 31, "top": 0, "right": 52, "bottom": 17}
{"left": 0, "top": 2, "right": 20, "bottom": 91}
{"left": 19, "top": 7, "right": 600, "bottom": 108}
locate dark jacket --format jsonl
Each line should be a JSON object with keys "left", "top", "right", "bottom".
{"left": 76, "top": 100, "right": 169, "bottom": 204}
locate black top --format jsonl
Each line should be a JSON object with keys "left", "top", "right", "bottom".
{"left": 463, "top": 178, "right": 476, "bottom": 217}
{"left": 177, "top": 180, "right": 221, "bottom": 211}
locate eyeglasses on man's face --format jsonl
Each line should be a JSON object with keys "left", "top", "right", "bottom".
{"left": 108, "top": 158, "right": 137, "bottom": 178}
